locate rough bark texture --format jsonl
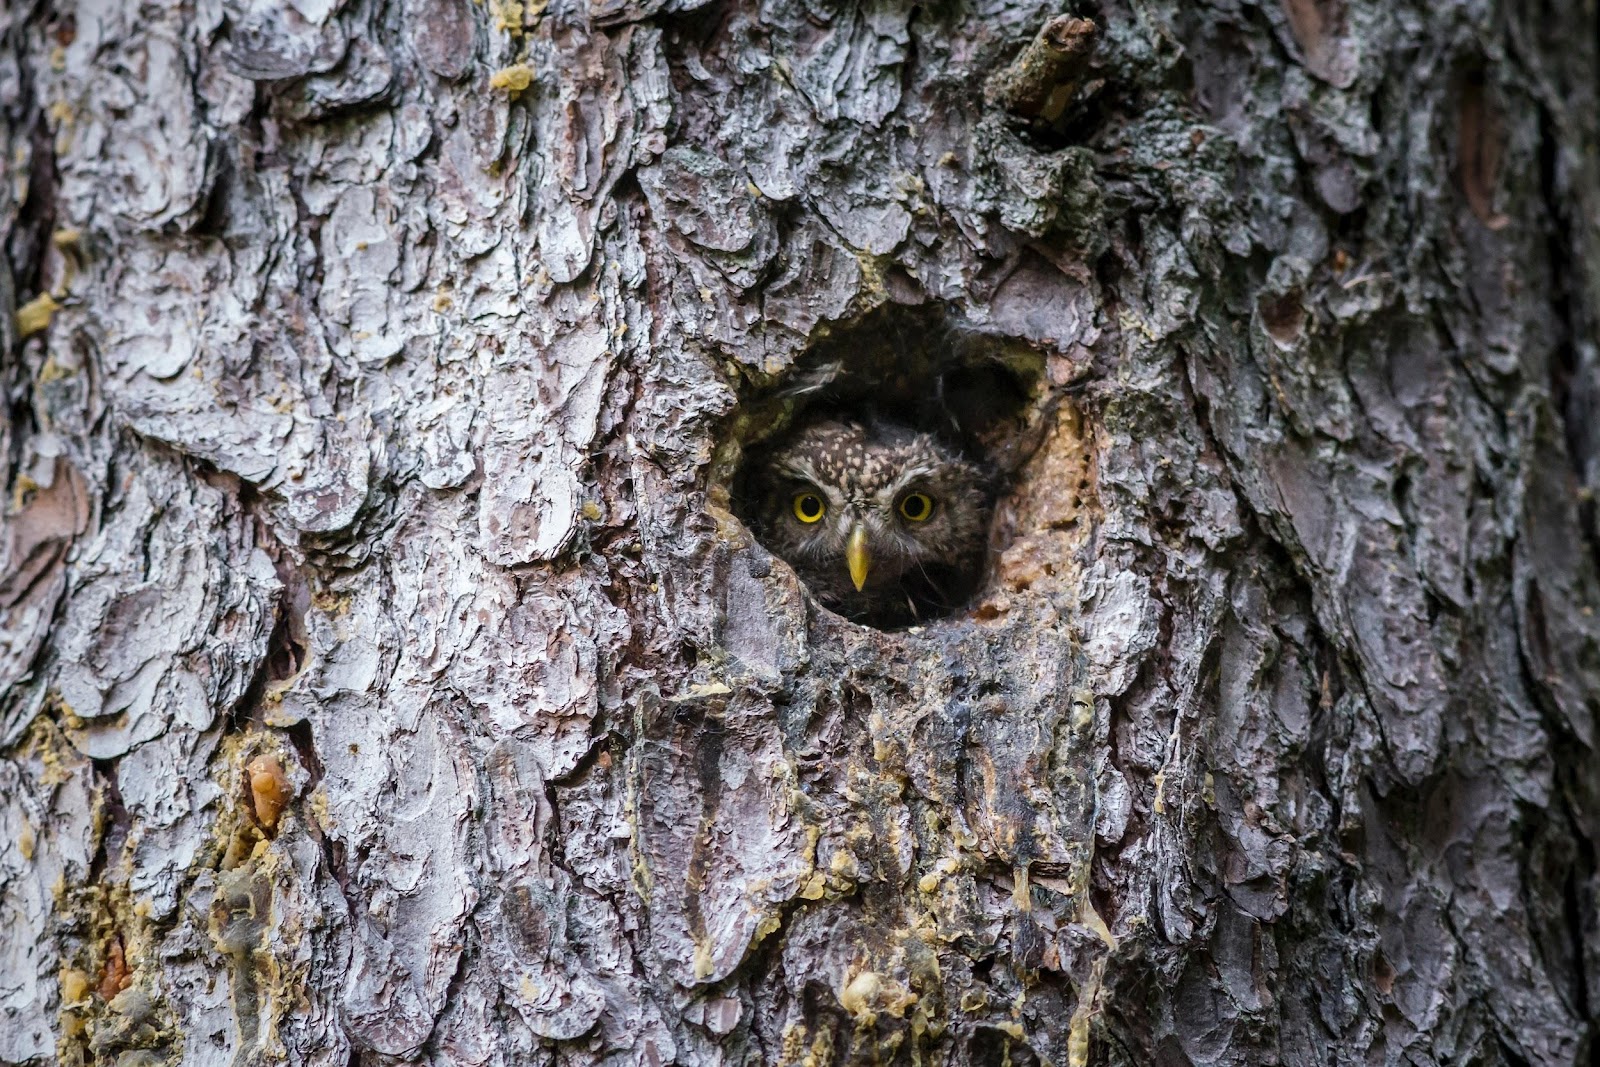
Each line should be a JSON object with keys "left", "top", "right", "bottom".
{"left": 1, "top": 0, "right": 1597, "bottom": 1064}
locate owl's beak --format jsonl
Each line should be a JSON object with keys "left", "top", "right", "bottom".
{"left": 846, "top": 523, "right": 870, "bottom": 591}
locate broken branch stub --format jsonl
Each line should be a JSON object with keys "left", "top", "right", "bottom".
{"left": 984, "top": 16, "right": 1099, "bottom": 125}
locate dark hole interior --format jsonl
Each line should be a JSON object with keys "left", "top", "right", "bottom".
{"left": 727, "top": 304, "right": 1045, "bottom": 629}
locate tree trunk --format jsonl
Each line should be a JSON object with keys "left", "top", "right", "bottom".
{"left": 2, "top": 0, "right": 1596, "bottom": 1063}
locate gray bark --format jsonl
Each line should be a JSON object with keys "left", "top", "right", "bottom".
{"left": 1, "top": 0, "right": 1596, "bottom": 1064}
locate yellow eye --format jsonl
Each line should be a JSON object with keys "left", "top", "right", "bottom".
{"left": 792, "top": 492, "right": 826, "bottom": 523}
{"left": 898, "top": 492, "right": 934, "bottom": 522}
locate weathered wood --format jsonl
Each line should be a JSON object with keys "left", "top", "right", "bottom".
{"left": 1, "top": 0, "right": 1596, "bottom": 1064}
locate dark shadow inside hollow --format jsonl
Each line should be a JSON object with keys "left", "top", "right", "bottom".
{"left": 726, "top": 303, "right": 1046, "bottom": 629}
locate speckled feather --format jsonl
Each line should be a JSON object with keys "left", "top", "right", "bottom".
{"left": 755, "top": 417, "right": 990, "bottom": 625}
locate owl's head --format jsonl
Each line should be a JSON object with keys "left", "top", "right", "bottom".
{"left": 756, "top": 417, "right": 990, "bottom": 623}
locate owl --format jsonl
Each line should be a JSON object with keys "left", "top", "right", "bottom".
{"left": 754, "top": 417, "right": 990, "bottom": 625}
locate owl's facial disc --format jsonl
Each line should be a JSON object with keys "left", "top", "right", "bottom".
{"left": 762, "top": 419, "right": 986, "bottom": 618}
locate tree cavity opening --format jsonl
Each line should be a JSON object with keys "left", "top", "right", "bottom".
{"left": 721, "top": 304, "right": 1050, "bottom": 630}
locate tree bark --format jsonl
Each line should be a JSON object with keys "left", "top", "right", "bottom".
{"left": 1, "top": 0, "right": 1596, "bottom": 1064}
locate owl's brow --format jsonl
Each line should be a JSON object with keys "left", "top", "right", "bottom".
{"left": 884, "top": 463, "right": 941, "bottom": 492}
{"left": 773, "top": 455, "right": 825, "bottom": 485}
